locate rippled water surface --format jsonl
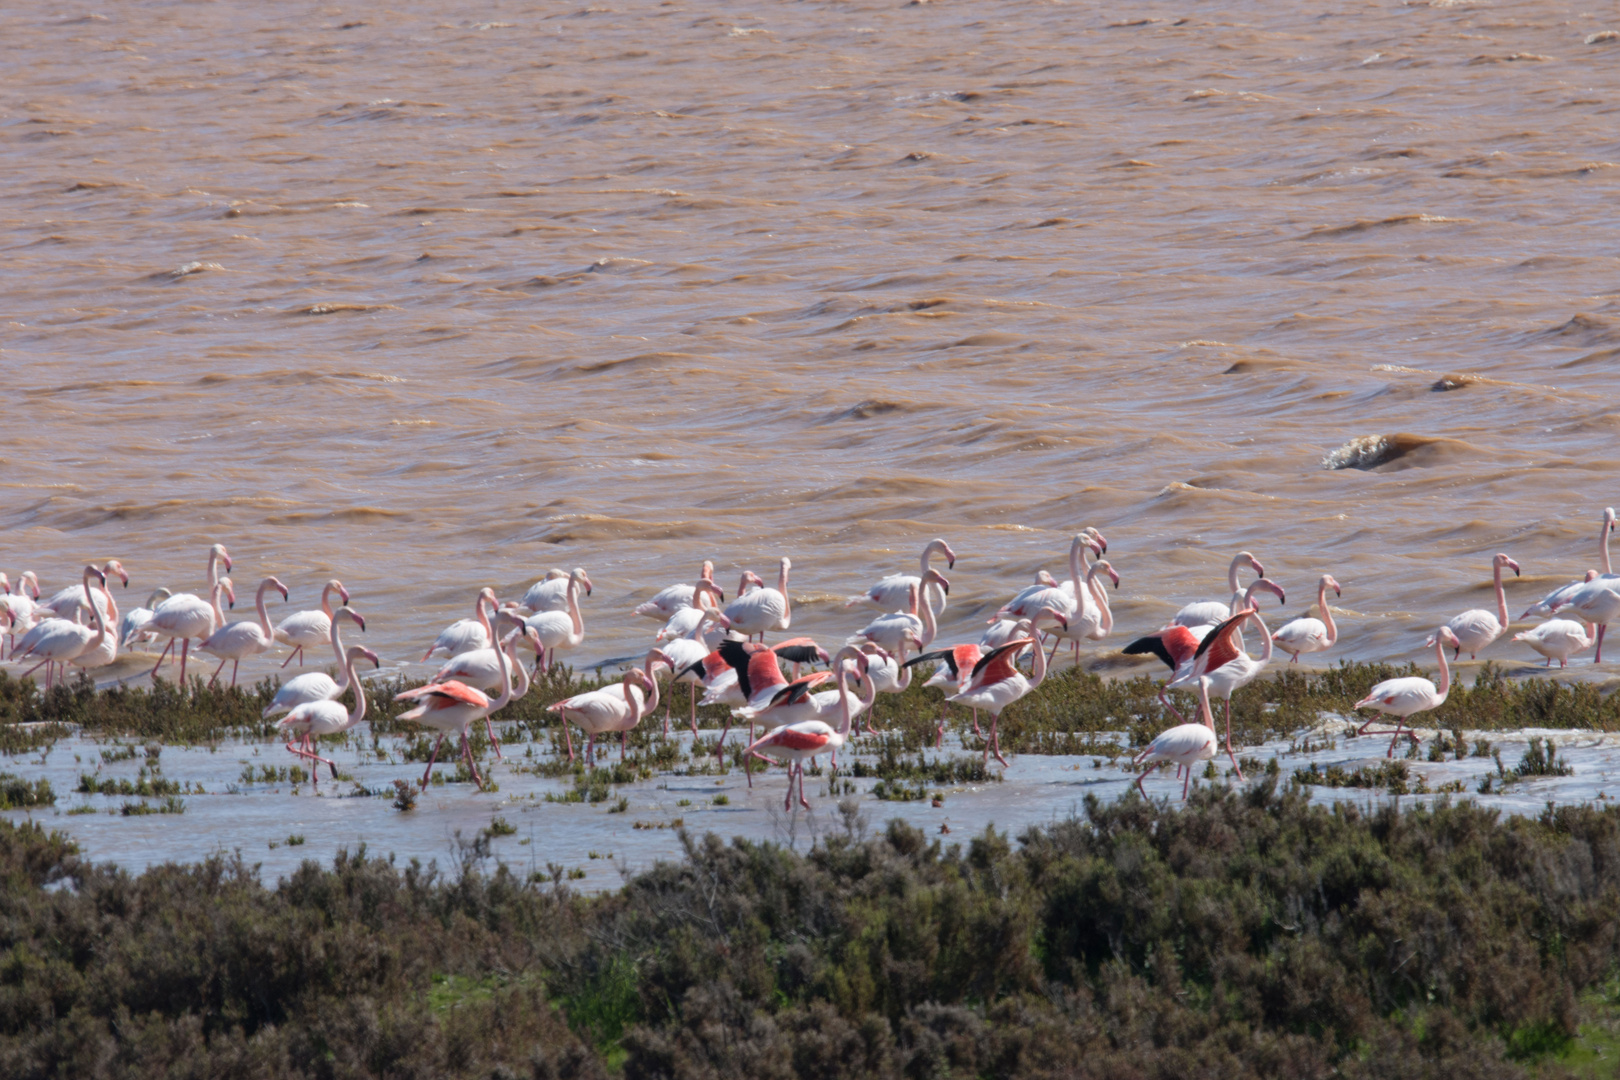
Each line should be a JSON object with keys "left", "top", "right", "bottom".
{"left": 5, "top": 0, "right": 1620, "bottom": 681}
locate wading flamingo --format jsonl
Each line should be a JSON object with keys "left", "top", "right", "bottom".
{"left": 903, "top": 641, "right": 985, "bottom": 746}
{"left": 1166, "top": 605, "right": 1274, "bottom": 779}
{"left": 273, "top": 579, "right": 351, "bottom": 668}
{"left": 263, "top": 607, "right": 368, "bottom": 717}
{"left": 722, "top": 557, "right": 792, "bottom": 641}
{"left": 147, "top": 544, "right": 232, "bottom": 682}
{"left": 198, "top": 576, "right": 288, "bottom": 686}
{"left": 634, "top": 560, "right": 722, "bottom": 620}
{"left": 1271, "top": 575, "right": 1343, "bottom": 662}
{"left": 1513, "top": 620, "right": 1592, "bottom": 668}
{"left": 846, "top": 538, "right": 956, "bottom": 615}
{"left": 119, "top": 588, "right": 173, "bottom": 650}
{"left": 1354, "top": 627, "right": 1459, "bottom": 757}
{"left": 744, "top": 648, "right": 872, "bottom": 811}
{"left": 1523, "top": 508, "right": 1615, "bottom": 617}
{"left": 1174, "top": 551, "right": 1265, "bottom": 628}
{"left": 421, "top": 587, "right": 498, "bottom": 661}
{"left": 853, "top": 571, "right": 948, "bottom": 653}
{"left": 520, "top": 567, "right": 591, "bottom": 614}
{"left": 430, "top": 613, "right": 542, "bottom": 759}
{"left": 277, "top": 644, "right": 380, "bottom": 784}
{"left": 39, "top": 559, "right": 127, "bottom": 624}
{"left": 395, "top": 599, "right": 520, "bottom": 790}
{"left": 1133, "top": 721, "right": 1217, "bottom": 801}
{"left": 1550, "top": 573, "right": 1620, "bottom": 663}
{"left": 950, "top": 610, "right": 1067, "bottom": 767}
{"left": 1445, "top": 554, "right": 1519, "bottom": 659}
{"left": 12, "top": 566, "right": 108, "bottom": 689}
{"left": 520, "top": 569, "right": 590, "bottom": 672}
{"left": 547, "top": 652, "right": 671, "bottom": 768}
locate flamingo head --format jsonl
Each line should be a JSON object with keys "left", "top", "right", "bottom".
{"left": 336, "top": 606, "right": 366, "bottom": 632}
{"left": 84, "top": 564, "right": 108, "bottom": 588}
{"left": 523, "top": 626, "right": 542, "bottom": 651}
{"left": 921, "top": 568, "right": 951, "bottom": 594}
{"left": 349, "top": 645, "right": 381, "bottom": 669}
{"left": 700, "top": 559, "right": 716, "bottom": 582}
{"left": 266, "top": 576, "right": 290, "bottom": 602}
{"left": 741, "top": 571, "right": 765, "bottom": 591}
{"left": 1237, "top": 551, "right": 1264, "bottom": 578}
{"left": 625, "top": 668, "right": 656, "bottom": 696}
{"left": 834, "top": 645, "right": 871, "bottom": 681}
{"left": 219, "top": 577, "right": 237, "bottom": 609}
{"left": 570, "top": 568, "right": 593, "bottom": 597}
{"left": 328, "top": 578, "right": 351, "bottom": 605}
{"left": 1494, "top": 553, "right": 1521, "bottom": 577}
{"left": 1035, "top": 569, "right": 1058, "bottom": 587}
{"left": 1093, "top": 560, "right": 1121, "bottom": 590}
{"left": 20, "top": 571, "right": 39, "bottom": 599}
{"left": 1083, "top": 527, "right": 1108, "bottom": 555}
{"left": 1026, "top": 609, "right": 1069, "bottom": 633}
{"left": 1248, "top": 577, "right": 1285, "bottom": 606}
{"left": 476, "top": 586, "right": 499, "bottom": 612}
{"left": 643, "top": 648, "right": 673, "bottom": 676}
{"left": 1606, "top": 507, "right": 1617, "bottom": 532}
{"left": 0, "top": 573, "right": 9, "bottom": 595}
{"left": 1425, "top": 627, "right": 1462, "bottom": 649}
{"left": 1321, "top": 574, "right": 1342, "bottom": 598}
{"left": 210, "top": 544, "right": 233, "bottom": 573}
{"left": 103, "top": 560, "right": 129, "bottom": 588}
{"left": 926, "top": 538, "right": 957, "bottom": 569}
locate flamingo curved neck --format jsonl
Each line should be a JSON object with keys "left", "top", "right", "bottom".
{"left": 1492, "top": 562, "right": 1510, "bottom": 629}
{"left": 1318, "top": 581, "right": 1338, "bottom": 645}
{"left": 566, "top": 581, "right": 585, "bottom": 644}
{"left": 329, "top": 616, "right": 351, "bottom": 687}
{"left": 81, "top": 570, "right": 107, "bottom": 649}
{"left": 320, "top": 583, "right": 337, "bottom": 618}
{"left": 488, "top": 601, "right": 514, "bottom": 712}
{"left": 507, "top": 634, "right": 532, "bottom": 700}
{"left": 777, "top": 560, "right": 792, "bottom": 628}
{"left": 1432, "top": 635, "right": 1452, "bottom": 701}
{"left": 346, "top": 653, "right": 368, "bottom": 726}
{"left": 1226, "top": 556, "right": 1245, "bottom": 595}
{"left": 1083, "top": 564, "right": 1110, "bottom": 631}
{"left": 255, "top": 581, "right": 275, "bottom": 637}
{"left": 1028, "top": 627, "right": 1050, "bottom": 690}
{"left": 1600, "top": 515, "right": 1614, "bottom": 577}
{"left": 1247, "top": 608, "right": 1273, "bottom": 666}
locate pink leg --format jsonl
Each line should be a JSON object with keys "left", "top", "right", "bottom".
{"left": 783, "top": 764, "right": 793, "bottom": 811}
{"left": 621, "top": 731, "right": 627, "bottom": 761}
{"left": 1046, "top": 635, "right": 1062, "bottom": 665}
{"left": 420, "top": 733, "right": 447, "bottom": 789}
{"left": 586, "top": 735, "right": 596, "bottom": 770}
{"left": 150, "top": 639, "right": 175, "bottom": 679}
{"left": 972, "top": 708, "right": 982, "bottom": 737}
{"left": 178, "top": 639, "right": 191, "bottom": 685}
{"left": 1223, "top": 697, "right": 1244, "bottom": 780}
{"left": 1135, "top": 769, "right": 1150, "bottom": 799}
{"left": 689, "top": 683, "right": 698, "bottom": 737}
{"left": 563, "top": 723, "right": 575, "bottom": 762}
{"left": 988, "top": 713, "right": 1008, "bottom": 767}
{"left": 797, "top": 763, "right": 810, "bottom": 810}
{"left": 231, "top": 659, "right": 240, "bottom": 687}
{"left": 461, "top": 733, "right": 484, "bottom": 789}
{"left": 1595, "top": 624, "right": 1606, "bottom": 663}
{"left": 484, "top": 716, "right": 505, "bottom": 760}
{"left": 936, "top": 703, "right": 948, "bottom": 748}
{"left": 21, "top": 658, "right": 50, "bottom": 682}
{"left": 208, "top": 656, "right": 229, "bottom": 687}
{"left": 1158, "top": 687, "right": 1187, "bottom": 725}
{"left": 280, "top": 647, "right": 300, "bottom": 669}
{"left": 1386, "top": 722, "right": 1405, "bottom": 759}
{"left": 1182, "top": 766, "right": 1192, "bottom": 800}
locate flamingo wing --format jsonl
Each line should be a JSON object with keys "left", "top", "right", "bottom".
{"left": 1191, "top": 608, "right": 1248, "bottom": 671}
{"left": 398, "top": 679, "right": 491, "bottom": 709}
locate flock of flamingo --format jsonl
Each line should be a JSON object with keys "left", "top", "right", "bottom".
{"left": 1, "top": 507, "right": 1616, "bottom": 809}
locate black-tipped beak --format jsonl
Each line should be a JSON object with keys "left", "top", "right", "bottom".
{"left": 1334, "top": 587, "right": 1342, "bottom": 597}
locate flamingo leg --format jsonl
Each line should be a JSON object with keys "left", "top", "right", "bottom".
{"left": 461, "top": 733, "right": 485, "bottom": 789}
{"left": 1182, "top": 765, "right": 1192, "bottom": 800}
{"left": 797, "top": 762, "right": 810, "bottom": 810}
{"left": 280, "top": 647, "right": 301, "bottom": 669}
{"left": 231, "top": 658, "right": 240, "bottom": 687}
{"left": 483, "top": 715, "right": 505, "bottom": 761}
{"left": 689, "top": 682, "right": 698, "bottom": 738}
{"left": 936, "top": 702, "right": 947, "bottom": 749}
{"left": 1158, "top": 687, "right": 1187, "bottom": 725}
{"left": 1223, "top": 696, "right": 1244, "bottom": 781}
{"left": 420, "top": 733, "right": 447, "bottom": 789}
{"left": 987, "top": 713, "right": 1008, "bottom": 768}
{"left": 178, "top": 639, "right": 191, "bottom": 685}
{"left": 1595, "top": 624, "right": 1606, "bottom": 664}
{"left": 1386, "top": 722, "right": 1405, "bottom": 759}
{"left": 562, "top": 722, "right": 576, "bottom": 763}
{"left": 150, "top": 639, "right": 175, "bottom": 679}
{"left": 586, "top": 734, "right": 596, "bottom": 770}
{"left": 21, "top": 658, "right": 50, "bottom": 682}
{"left": 783, "top": 762, "right": 793, "bottom": 812}
{"left": 621, "top": 730, "right": 627, "bottom": 761}
{"left": 208, "top": 656, "right": 229, "bottom": 687}
{"left": 1046, "top": 635, "right": 1062, "bottom": 665}
{"left": 972, "top": 708, "right": 982, "bottom": 737}
{"left": 1134, "top": 765, "right": 1150, "bottom": 799}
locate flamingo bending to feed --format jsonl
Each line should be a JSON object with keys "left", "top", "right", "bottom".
{"left": 119, "top": 588, "right": 172, "bottom": 649}
{"left": 520, "top": 569, "right": 590, "bottom": 672}
{"left": 520, "top": 567, "right": 591, "bottom": 614}
{"left": 277, "top": 644, "right": 380, "bottom": 784}
{"left": 396, "top": 609, "right": 524, "bottom": 790}
{"left": 853, "top": 572, "right": 948, "bottom": 654}
{"left": 634, "top": 560, "right": 722, "bottom": 620}
{"left": 146, "top": 543, "right": 232, "bottom": 683}
{"left": 1513, "top": 620, "right": 1592, "bottom": 668}
{"left": 39, "top": 559, "right": 127, "bottom": 624}
{"left": 273, "top": 579, "right": 351, "bottom": 668}
{"left": 12, "top": 566, "right": 109, "bottom": 689}
{"left": 846, "top": 538, "right": 956, "bottom": 615}
{"left": 1133, "top": 721, "right": 1217, "bottom": 801}
{"left": 547, "top": 651, "right": 671, "bottom": 768}
{"left": 1523, "top": 508, "right": 1615, "bottom": 617}
{"left": 1550, "top": 574, "right": 1620, "bottom": 663}
{"left": 744, "top": 648, "right": 872, "bottom": 811}
{"left": 1174, "top": 551, "right": 1265, "bottom": 628}
{"left": 1166, "top": 605, "right": 1274, "bottom": 779}
{"left": 1354, "top": 627, "right": 1459, "bottom": 757}
{"left": 950, "top": 610, "right": 1067, "bottom": 768}
{"left": 904, "top": 641, "right": 985, "bottom": 746}
{"left": 430, "top": 612, "right": 542, "bottom": 759}
{"left": 263, "top": 607, "right": 367, "bottom": 717}
{"left": 1271, "top": 575, "right": 1343, "bottom": 662}
{"left": 198, "top": 576, "right": 288, "bottom": 687}
{"left": 421, "top": 587, "right": 498, "bottom": 661}
{"left": 722, "top": 557, "right": 792, "bottom": 641}
{"left": 1445, "top": 554, "right": 1520, "bottom": 659}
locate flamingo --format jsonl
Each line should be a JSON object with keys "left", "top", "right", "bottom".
{"left": 1550, "top": 576, "right": 1620, "bottom": 662}
{"left": 277, "top": 644, "right": 380, "bottom": 784}
{"left": 1121, "top": 623, "right": 1206, "bottom": 724}
{"left": 743, "top": 648, "right": 872, "bottom": 811}
{"left": 949, "top": 610, "right": 1067, "bottom": 767}
{"left": 429, "top": 613, "right": 542, "bottom": 759}
{"left": 263, "top": 607, "right": 368, "bottom": 717}
{"left": 634, "top": 560, "right": 722, "bottom": 620}
{"left": 737, "top": 644, "right": 872, "bottom": 734}
{"left": 1354, "top": 627, "right": 1459, "bottom": 757}
{"left": 852, "top": 571, "right": 948, "bottom": 653}
{"left": 547, "top": 651, "right": 671, "bottom": 768}
{"left": 198, "top": 576, "right": 289, "bottom": 687}
{"left": 421, "top": 587, "right": 498, "bottom": 661}
{"left": 1271, "top": 575, "right": 1343, "bottom": 662}
{"left": 1133, "top": 722, "right": 1217, "bottom": 801}
{"left": 722, "top": 557, "right": 792, "bottom": 641}
{"left": 1513, "top": 620, "right": 1592, "bottom": 668}
{"left": 1166, "top": 605, "right": 1274, "bottom": 779}
{"left": 998, "top": 535, "right": 1103, "bottom": 620}
{"left": 0, "top": 572, "right": 41, "bottom": 657}
{"left": 519, "top": 566, "right": 591, "bottom": 614}
{"left": 519, "top": 569, "right": 590, "bottom": 672}
{"left": 1443, "top": 554, "right": 1520, "bottom": 660}
{"left": 39, "top": 559, "right": 127, "bottom": 625}
{"left": 857, "top": 631, "right": 923, "bottom": 734}
{"left": 146, "top": 543, "right": 232, "bottom": 683}
{"left": 845, "top": 538, "right": 956, "bottom": 615}
{"left": 12, "top": 565, "right": 109, "bottom": 689}
{"left": 902, "top": 641, "right": 984, "bottom": 745}
{"left": 1173, "top": 551, "right": 1265, "bottom": 628}
{"left": 395, "top": 604, "right": 522, "bottom": 790}
{"left": 652, "top": 583, "right": 726, "bottom": 736}
{"left": 1041, "top": 558, "right": 1121, "bottom": 664}
{"left": 273, "top": 579, "right": 351, "bottom": 668}
{"left": 1523, "top": 508, "right": 1615, "bottom": 617}
{"left": 118, "top": 588, "right": 172, "bottom": 650}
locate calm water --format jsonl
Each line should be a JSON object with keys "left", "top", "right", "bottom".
{"left": 4, "top": 3, "right": 1619, "bottom": 679}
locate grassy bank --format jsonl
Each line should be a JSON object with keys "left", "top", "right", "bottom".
{"left": 2, "top": 660, "right": 1616, "bottom": 767}
{"left": 1, "top": 781, "right": 1618, "bottom": 1077}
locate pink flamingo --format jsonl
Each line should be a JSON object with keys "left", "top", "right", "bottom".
{"left": 634, "top": 560, "right": 722, "bottom": 620}
{"left": 743, "top": 648, "right": 872, "bottom": 811}
{"left": 421, "top": 587, "right": 498, "bottom": 661}
{"left": 262, "top": 607, "right": 367, "bottom": 718}
{"left": 949, "top": 610, "right": 1067, "bottom": 767}
{"left": 1174, "top": 551, "right": 1265, "bottom": 628}
{"left": 146, "top": 543, "right": 232, "bottom": 683}
{"left": 1444, "top": 554, "right": 1519, "bottom": 659}
{"left": 1166, "top": 605, "right": 1274, "bottom": 780}
{"left": 903, "top": 641, "right": 985, "bottom": 745}
{"left": 12, "top": 565, "right": 109, "bottom": 689}
{"left": 722, "top": 557, "right": 791, "bottom": 641}
{"left": 1271, "top": 575, "right": 1343, "bottom": 662}
{"left": 547, "top": 651, "right": 672, "bottom": 768}
{"left": 1354, "top": 628, "right": 1459, "bottom": 757}
{"left": 198, "top": 576, "right": 288, "bottom": 687}
{"left": 845, "top": 538, "right": 956, "bottom": 615}
{"left": 273, "top": 579, "right": 351, "bottom": 667}
{"left": 277, "top": 644, "right": 380, "bottom": 784}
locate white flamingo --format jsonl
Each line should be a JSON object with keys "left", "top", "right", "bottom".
{"left": 146, "top": 543, "right": 232, "bottom": 683}
{"left": 1133, "top": 722, "right": 1217, "bottom": 801}
{"left": 118, "top": 588, "right": 172, "bottom": 650}
{"left": 39, "top": 559, "right": 127, "bottom": 625}
{"left": 845, "top": 539, "right": 956, "bottom": 615}
{"left": 277, "top": 644, "right": 380, "bottom": 785}
{"left": 722, "top": 556, "right": 792, "bottom": 640}
{"left": 520, "top": 569, "right": 590, "bottom": 672}
{"left": 421, "top": 587, "right": 498, "bottom": 661}
{"left": 273, "top": 579, "right": 351, "bottom": 668}
{"left": 520, "top": 567, "right": 591, "bottom": 614}
{"left": 395, "top": 604, "right": 522, "bottom": 790}
{"left": 1523, "top": 507, "right": 1615, "bottom": 617}
{"left": 263, "top": 607, "right": 368, "bottom": 717}
{"left": 548, "top": 652, "right": 671, "bottom": 767}
{"left": 198, "top": 576, "right": 289, "bottom": 687}
{"left": 852, "top": 572, "right": 948, "bottom": 653}
{"left": 12, "top": 565, "right": 109, "bottom": 688}
{"left": 1173, "top": 551, "right": 1265, "bottom": 628}
{"left": 0, "top": 572, "right": 41, "bottom": 657}
{"left": 634, "top": 561, "right": 721, "bottom": 620}
{"left": 1550, "top": 576, "right": 1620, "bottom": 662}
{"left": 1271, "top": 575, "right": 1343, "bottom": 662}
{"left": 1513, "top": 620, "right": 1592, "bottom": 668}
{"left": 1443, "top": 554, "right": 1519, "bottom": 659}
{"left": 1354, "top": 627, "right": 1459, "bottom": 757}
